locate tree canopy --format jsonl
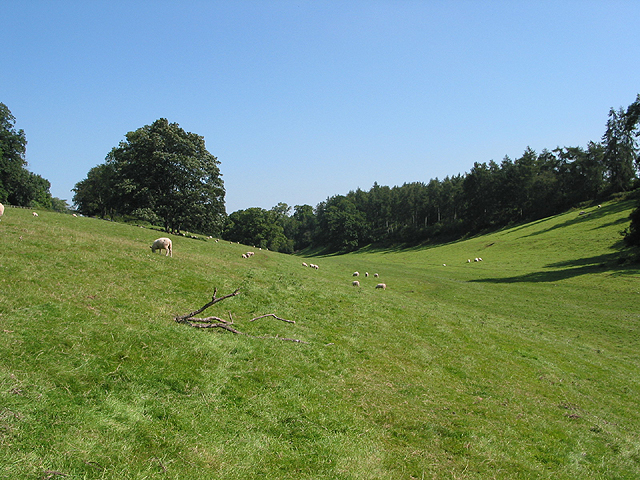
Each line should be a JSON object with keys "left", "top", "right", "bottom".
{"left": 74, "top": 118, "right": 226, "bottom": 235}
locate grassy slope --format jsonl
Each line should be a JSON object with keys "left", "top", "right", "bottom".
{"left": 0, "top": 202, "right": 638, "bottom": 479}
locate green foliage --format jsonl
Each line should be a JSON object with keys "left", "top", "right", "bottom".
{"left": 72, "top": 163, "right": 116, "bottom": 218}
{"left": 228, "top": 95, "right": 639, "bottom": 253}
{"left": 0, "top": 201, "right": 638, "bottom": 479}
{"left": 73, "top": 118, "right": 225, "bottom": 235}
{"left": 0, "top": 102, "right": 53, "bottom": 208}
{"left": 50, "top": 197, "right": 70, "bottom": 213}
{"left": 603, "top": 107, "right": 637, "bottom": 193}
{"left": 315, "top": 195, "right": 368, "bottom": 251}
{"left": 225, "top": 206, "right": 293, "bottom": 253}
{"left": 624, "top": 198, "right": 640, "bottom": 247}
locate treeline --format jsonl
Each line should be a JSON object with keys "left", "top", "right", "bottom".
{"left": 0, "top": 103, "right": 68, "bottom": 212}
{"left": 4, "top": 95, "right": 640, "bottom": 253}
{"left": 225, "top": 95, "right": 640, "bottom": 253}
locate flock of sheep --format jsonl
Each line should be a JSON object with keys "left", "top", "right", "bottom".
{"left": 2, "top": 206, "right": 387, "bottom": 292}
{"left": 352, "top": 271, "right": 385, "bottom": 290}
{"left": 1, "top": 206, "right": 479, "bottom": 295}
{"left": 301, "top": 262, "right": 386, "bottom": 289}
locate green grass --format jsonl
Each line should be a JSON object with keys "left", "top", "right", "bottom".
{"left": 0, "top": 202, "right": 639, "bottom": 479}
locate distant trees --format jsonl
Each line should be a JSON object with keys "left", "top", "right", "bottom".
{"left": 73, "top": 118, "right": 226, "bottom": 235}
{"left": 0, "top": 102, "right": 53, "bottom": 208}
{"left": 228, "top": 94, "right": 640, "bottom": 253}
{"left": 618, "top": 94, "right": 640, "bottom": 248}
{"left": 225, "top": 207, "right": 293, "bottom": 253}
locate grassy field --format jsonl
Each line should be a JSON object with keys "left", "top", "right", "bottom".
{"left": 1, "top": 201, "right": 639, "bottom": 479}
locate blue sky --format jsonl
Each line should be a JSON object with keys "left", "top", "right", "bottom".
{"left": 3, "top": 1, "right": 639, "bottom": 214}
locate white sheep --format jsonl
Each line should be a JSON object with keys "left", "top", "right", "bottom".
{"left": 374, "top": 273, "right": 379, "bottom": 278}
{"left": 365, "top": 272, "right": 369, "bottom": 277}
{"left": 313, "top": 264, "right": 319, "bottom": 269}
{"left": 352, "top": 280, "right": 360, "bottom": 287}
{"left": 32, "top": 212, "right": 39, "bottom": 217}
{"left": 353, "top": 271, "right": 360, "bottom": 277}
{"left": 302, "top": 262, "right": 308, "bottom": 267}
{"left": 150, "top": 237, "right": 172, "bottom": 257}
{"left": 0, "top": 202, "right": 4, "bottom": 217}
{"left": 375, "top": 283, "right": 386, "bottom": 290}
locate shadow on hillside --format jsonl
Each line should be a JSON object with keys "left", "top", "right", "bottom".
{"left": 517, "top": 201, "right": 632, "bottom": 240}
{"left": 471, "top": 251, "right": 639, "bottom": 284}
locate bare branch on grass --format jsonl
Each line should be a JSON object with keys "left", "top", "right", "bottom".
{"left": 174, "top": 288, "right": 307, "bottom": 343}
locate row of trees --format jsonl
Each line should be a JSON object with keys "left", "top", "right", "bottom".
{"left": 0, "top": 103, "right": 66, "bottom": 211}
{"left": 225, "top": 95, "right": 640, "bottom": 252}
{"left": 5, "top": 94, "right": 639, "bottom": 253}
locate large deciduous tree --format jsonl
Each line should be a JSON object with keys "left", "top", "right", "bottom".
{"left": 74, "top": 118, "right": 225, "bottom": 234}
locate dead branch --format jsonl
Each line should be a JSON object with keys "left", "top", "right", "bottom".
{"left": 250, "top": 313, "right": 295, "bottom": 324}
{"left": 174, "top": 287, "right": 240, "bottom": 322}
{"left": 174, "top": 288, "right": 306, "bottom": 343}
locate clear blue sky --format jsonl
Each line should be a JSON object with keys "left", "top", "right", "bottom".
{"left": 3, "top": 1, "right": 639, "bottom": 214}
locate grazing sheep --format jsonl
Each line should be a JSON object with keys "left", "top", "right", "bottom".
{"left": 32, "top": 212, "right": 39, "bottom": 217}
{"left": 374, "top": 273, "right": 379, "bottom": 278}
{"left": 467, "top": 259, "right": 471, "bottom": 263}
{"left": 352, "top": 280, "right": 360, "bottom": 287}
{"left": 478, "top": 257, "right": 483, "bottom": 261}
{"left": 375, "top": 283, "right": 386, "bottom": 290}
{"left": 150, "top": 237, "right": 173, "bottom": 257}
{"left": 302, "top": 262, "right": 308, "bottom": 267}
{"left": 353, "top": 271, "right": 359, "bottom": 277}
{"left": 365, "top": 272, "right": 369, "bottom": 277}
{"left": 313, "top": 264, "right": 319, "bottom": 269}
{"left": 443, "top": 264, "right": 446, "bottom": 267}
{"left": 474, "top": 258, "right": 479, "bottom": 262}
{"left": 0, "top": 202, "right": 4, "bottom": 217}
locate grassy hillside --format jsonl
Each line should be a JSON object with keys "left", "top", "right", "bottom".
{"left": 1, "top": 202, "right": 639, "bottom": 479}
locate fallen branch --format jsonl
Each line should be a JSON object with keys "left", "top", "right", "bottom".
{"left": 250, "top": 313, "right": 295, "bottom": 324}
{"left": 174, "top": 287, "right": 240, "bottom": 322}
{"left": 174, "top": 288, "right": 306, "bottom": 343}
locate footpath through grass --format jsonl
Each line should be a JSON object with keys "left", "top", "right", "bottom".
{"left": 0, "top": 202, "right": 639, "bottom": 479}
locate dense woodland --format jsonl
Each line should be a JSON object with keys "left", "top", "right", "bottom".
{"left": 226, "top": 94, "right": 640, "bottom": 252}
{"left": 2, "top": 96, "right": 640, "bottom": 253}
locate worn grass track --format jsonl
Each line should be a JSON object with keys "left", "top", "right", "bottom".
{"left": 0, "top": 201, "right": 639, "bottom": 479}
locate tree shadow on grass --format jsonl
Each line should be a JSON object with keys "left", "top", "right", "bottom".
{"left": 471, "top": 251, "right": 640, "bottom": 284}
{"left": 517, "top": 201, "right": 633, "bottom": 240}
